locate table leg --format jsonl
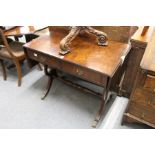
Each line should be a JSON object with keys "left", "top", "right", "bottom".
{"left": 41, "top": 76, "right": 54, "bottom": 100}
{"left": 41, "top": 66, "right": 57, "bottom": 100}
{"left": 92, "top": 78, "right": 111, "bottom": 128}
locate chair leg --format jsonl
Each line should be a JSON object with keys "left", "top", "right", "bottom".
{"left": 0, "top": 59, "right": 7, "bottom": 80}
{"left": 14, "top": 60, "right": 22, "bottom": 87}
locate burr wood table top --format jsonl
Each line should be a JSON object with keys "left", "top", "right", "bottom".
{"left": 24, "top": 29, "right": 130, "bottom": 77}
{"left": 23, "top": 27, "right": 131, "bottom": 127}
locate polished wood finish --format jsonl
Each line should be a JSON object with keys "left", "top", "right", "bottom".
{"left": 93, "top": 26, "right": 133, "bottom": 43}
{"left": 123, "top": 29, "right": 155, "bottom": 128}
{"left": 59, "top": 26, "right": 108, "bottom": 54}
{"left": 25, "top": 29, "right": 129, "bottom": 77}
{"left": 0, "top": 28, "right": 26, "bottom": 86}
{"left": 24, "top": 27, "right": 131, "bottom": 127}
{"left": 4, "top": 26, "right": 47, "bottom": 37}
{"left": 50, "top": 26, "right": 133, "bottom": 44}
{"left": 120, "top": 26, "right": 155, "bottom": 97}
{"left": 3, "top": 26, "right": 48, "bottom": 44}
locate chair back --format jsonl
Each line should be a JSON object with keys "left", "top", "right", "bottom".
{"left": 0, "top": 28, "right": 14, "bottom": 58}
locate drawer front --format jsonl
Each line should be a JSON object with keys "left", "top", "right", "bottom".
{"left": 26, "top": 50, "right": 61, "bottom": 69}
{"left": 143, "top": 75, "right": 155, "bottom": 92}
{"left": 27, "top": 50, "right": 48, "bottom": 63}
{"left": 62, "top": 62, "right": 107, "bottom": 86}
{"left": 128, "top": 102, "right": 155, "bottom": 124}
{"left": 131, "top": 88, "right": 155, "bottom": 107}
{"left": 131, "top": 88, "right": 151, "bottom": 104}
{"left": 26, "top": 50, "right": 107, "bottom": 86}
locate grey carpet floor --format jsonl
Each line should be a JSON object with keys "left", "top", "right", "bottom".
{"left": 0, "top": 62, "right": 150, "bottom": 129}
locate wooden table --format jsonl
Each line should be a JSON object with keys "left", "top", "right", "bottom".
{"left": 120, "top": 26, "right": 155, "bottom": 98}
{"left": 123, "top": 29, "right": 155, "bottom": 128}
{"left": 4, "top": 26, "right": 48, "bottom": 42}
{"left": 23, "top": 28, "right": 131, "bottom": 127}
{"left": 4, "top": 26, "right": 47, "bottom": 36}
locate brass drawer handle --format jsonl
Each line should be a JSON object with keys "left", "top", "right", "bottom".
{"left": 33, "top": 53, "right": 38, "bottom": 57}
{"left": 33, "top": 53, "right": 46, "bottom": 62}
{"left": 76, "top": 68, "right": 84, "bottom": 76}
{"left": 141, "top": 113, "right": 145, "bottom": 119}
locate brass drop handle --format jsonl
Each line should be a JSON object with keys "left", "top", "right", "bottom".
{"left": 141, "top": 113, "right": 145, "bottom": 119}
{"left": 33, "top": 53, "right": 38, "bottom": 57}
{"left": 76, "top": 68, "right": 83, "bottom": 76}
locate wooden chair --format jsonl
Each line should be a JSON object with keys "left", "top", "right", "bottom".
{"left": 0, "top": 28, "right": 26, "bottom": 86}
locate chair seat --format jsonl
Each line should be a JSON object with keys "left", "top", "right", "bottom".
{"left": 0, "top": 41, "right": 25, "bottom": 60}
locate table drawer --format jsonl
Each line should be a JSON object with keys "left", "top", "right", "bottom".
{"left": 26, "top": 49, "right": 107, "bottom": 86}
{"left": 26, "top": 50, "right": 61, "bottom": 69}
{"left": 131, "top": 88, "right": 155, "bottom": 107}
{"left": 26, "top": 50, "right": 48, "bottom": 63}
{"left": 61, "top": 62, "right": 107, "bottom": 86}
{"left": 128, "top": 101, "right": 155, "bottom": 124}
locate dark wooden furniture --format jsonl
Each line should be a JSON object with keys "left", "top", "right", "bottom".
{"left": 23, "top": 27, "right": 131, "bottom": 127}
{"left": 120, "top": 26, "right": 155, "bottom": 98}
{"left": 4, "top": 26, "right": 47, "bottom": 36}
{"left": 0, "top": 28, "right": 25, "bottom": 86}
{"left": 0, "top": 26, "right": 47, "bottom": 86}
{"left": 4, "top": 26, "right": 48, "bottom": 42}
{"left": 123, "top": 29, "right": 155, "bottom": 128}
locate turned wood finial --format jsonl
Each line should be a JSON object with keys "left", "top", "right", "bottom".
{"left": 59, "top": 26, "right": 108, "bottom": 55}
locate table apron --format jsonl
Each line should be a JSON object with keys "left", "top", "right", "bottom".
{"left": 26, "top": 49, "right": 108, "bottom": 87}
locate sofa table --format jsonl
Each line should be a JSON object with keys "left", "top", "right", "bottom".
{"left": 23, "top": 28, "right": 131, "bottom": 128}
